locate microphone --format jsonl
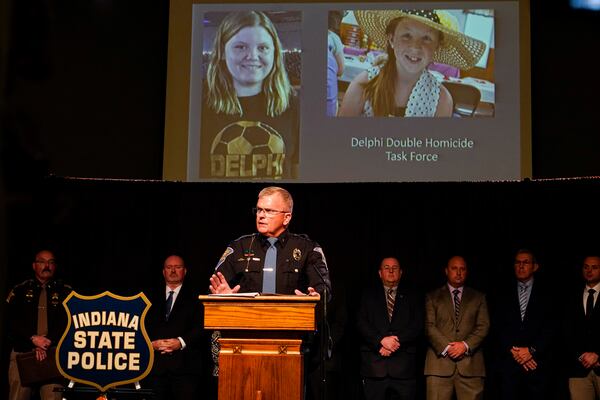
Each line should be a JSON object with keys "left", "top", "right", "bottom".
{"left": 312, "top": 263, "right": 332, "bottom": 352}
{"left": 311, "top": 263, "right": 332, "bottom": 400}
{"left": 311, "top": 264, "right": 331, "bottom": 301}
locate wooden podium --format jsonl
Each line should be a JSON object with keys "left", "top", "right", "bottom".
{"left": 199, "top": 295, "right": 319, "bottom": 400}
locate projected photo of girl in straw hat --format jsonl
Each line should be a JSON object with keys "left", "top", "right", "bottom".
{"left": 337, "top": 9, "right": 488, "bottom": 118}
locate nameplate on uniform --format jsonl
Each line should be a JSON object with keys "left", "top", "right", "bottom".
{"left": 56, "top": 291, "right": 154, "bottom": 392}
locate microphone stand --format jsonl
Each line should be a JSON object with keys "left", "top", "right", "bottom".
{"left": 321, "top": 285, "right": 329, "bottom": 400}
{"left": 312, "top": 265, "right": 331, "bottom": 400}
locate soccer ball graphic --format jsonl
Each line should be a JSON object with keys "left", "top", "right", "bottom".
{"left": 210, "top": 120, "right": 286, "bottom": 178}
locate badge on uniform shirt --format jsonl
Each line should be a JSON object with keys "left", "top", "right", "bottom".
{"left": 216, "top": 247, "right": 234, "bottom": 270}
{"left": 25, "top": 289, "right": 34, "bottom": 302}
{"left": 293, "top": 248, "right": 302, "bottom": 261}
{"left": 51, "top": 292, "right": 60, "bottom": 306}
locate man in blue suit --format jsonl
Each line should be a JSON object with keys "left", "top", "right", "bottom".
{"left": 493, "top": 249, "right": 555, "bottom": 400}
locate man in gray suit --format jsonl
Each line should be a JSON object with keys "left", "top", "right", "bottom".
{"left": 424, "top": 256, "right": 490, "bottom": 400}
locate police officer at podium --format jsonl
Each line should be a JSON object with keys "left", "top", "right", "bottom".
{"left": 208, "top": 186, "right": 332, "bottom": 400}
{"left": 209, "top": 186, "right": 331, "bottom": 297}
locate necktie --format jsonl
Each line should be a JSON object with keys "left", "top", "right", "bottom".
{"left": 586, "top": 289, "right": 596, "bottom": 318}
{"left": 519, "top": 283, "right": 528, "bottom": 321}
{"left": 387, "top": 288, "right": 395, "bottom": 321}
{"left": 453, "top": 289, "right": 461, "bottom": 322}
{"left": 37, "top": 286, "right": 48, "bottom": 336}
{"left": 165, "top": 290, "right": 174, "bottom": 320}
{"left": 262, "top": 237, "right": 278, "bottom": 293}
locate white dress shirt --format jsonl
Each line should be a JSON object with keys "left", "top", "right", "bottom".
{"left": 165, "top": 284, "right": 186, "bottom": 349}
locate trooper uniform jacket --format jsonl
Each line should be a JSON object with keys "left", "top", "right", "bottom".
{"left": 215, "top": 230, "right": 331, "bottom": 297}
{"left": 6, "top": 278, "right": 73, "bottom": 352}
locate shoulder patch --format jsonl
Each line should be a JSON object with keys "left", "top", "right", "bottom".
{"left": 6, "top": 290, "right": 15, "bottom": 304}
{"left": 216, "top": 247, "right": 234, "bottom": 271}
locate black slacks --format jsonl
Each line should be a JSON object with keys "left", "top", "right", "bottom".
{"left": 363, "top": 377, "right": 416, "bottom": 400}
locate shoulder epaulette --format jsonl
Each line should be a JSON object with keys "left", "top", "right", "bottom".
{"left": 290, "top": 233, "right": 311, "bottom": 241}
{"left": 6, "top": 279, "right": 34, "bottom": 303}
{"left": 233, "top": 233, "right": 258, "bottom": 242}
{"left": 14, "top": 279, "right": 35, "bottom": 290}
{"left": 48, "top": 279, "right": 73, "bottom": 291}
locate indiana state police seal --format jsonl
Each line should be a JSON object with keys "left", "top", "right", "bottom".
{"left": 56, "top": 291, "right": 154, "bottom": 392}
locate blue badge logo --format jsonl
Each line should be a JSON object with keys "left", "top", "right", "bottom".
{"left": 56, "top": 291, "right": 154, "bottom": 392}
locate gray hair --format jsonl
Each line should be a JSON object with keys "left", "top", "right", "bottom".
{"left": 258, "top": 186, "right": 293, "bottom": 212}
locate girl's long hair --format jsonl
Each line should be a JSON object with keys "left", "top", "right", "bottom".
{"left": 206, "top": 11, "right": 292, "bottom": 117}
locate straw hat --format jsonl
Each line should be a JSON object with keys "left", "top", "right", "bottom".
{"left": 354, "top": 9, "right": 486, "bottom": 70}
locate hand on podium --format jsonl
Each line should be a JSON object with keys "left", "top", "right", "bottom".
{"left": 294, "top": 287, "right": 320, "bottom": 298}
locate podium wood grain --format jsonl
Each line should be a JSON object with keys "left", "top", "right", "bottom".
{"left": 219, "top": 338, "right": 303, "bottom": 400}
{"left": 199, "top": 295, "right": 318, "bottom": 400}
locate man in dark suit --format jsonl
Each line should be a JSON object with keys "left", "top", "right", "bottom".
{"left": 356, "top": 257, "right": 423, "bottom": 400}
{"left": 145, "top": 255, "right": 204, "bottom": 400}
{"left": 565, "top": 255, "right": 600, "bottom": 399}
{"left": 493, "top": 249, "right": 555, "bottom": 400}
{"left": 424, "top": 255, "right": 490, "bottom": 400}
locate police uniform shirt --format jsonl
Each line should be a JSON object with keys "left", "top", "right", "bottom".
{"left": 215, "top": 230, "right": 331, "bottom": 297}
{"left": 6, "top": 278, "right": 72, "bottom": 352}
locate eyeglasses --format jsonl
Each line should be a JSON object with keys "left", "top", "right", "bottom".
{"left": 382, "top": 266, "right": 400, "bottom": 272}
{"left": 165, "top": 265, "right": 184, "bottom": 271}
{"left": 35, "top": 260, "right": 56, "bottom": 266}
{"left": 514, "top": 260, "right": 532, "bottom": 266}
{"left": 252, "top": 207, "right": 290, "bottom": 217}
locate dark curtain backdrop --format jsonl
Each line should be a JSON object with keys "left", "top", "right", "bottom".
{"left": 3, "top": 176, "right": 598, "bottom": 399}
{"left": 16, "top": 177, "right": 599, "bottom": 295}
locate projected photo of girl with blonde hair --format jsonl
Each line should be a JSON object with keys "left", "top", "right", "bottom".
{"left": 200, "top": 11, "right": 301, "bottom": 179}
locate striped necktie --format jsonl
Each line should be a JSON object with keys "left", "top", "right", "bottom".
{"left": 165, "top": 290, "right": 174, "bottom": 320}
{"left": 387, "top": 288, "right": 395, "bottom": 321}
{"left": 453, "top": 289, "right": 461, "bottom": 322}
{"left": 519, "top": 283, "right": 528, "bottom": 321}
